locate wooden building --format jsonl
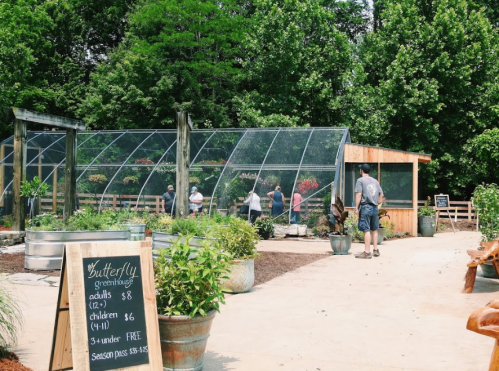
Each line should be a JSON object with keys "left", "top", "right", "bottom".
{"left": 340, "top": 143, "right": 431, "bottom": 237}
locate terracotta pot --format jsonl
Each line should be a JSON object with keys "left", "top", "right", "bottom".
{"left": 158, "top": 310, "right": 216, "bottom": 371}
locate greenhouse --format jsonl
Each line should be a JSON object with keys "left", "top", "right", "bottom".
{"left": 0, "top": 127, "right": 431, "bottom": 235}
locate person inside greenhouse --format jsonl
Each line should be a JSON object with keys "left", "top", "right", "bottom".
{"left": 189, "top": 186, "right": 203, "bottom": 214}
{"left": 267, "top": 186, "right": 285, "bottom": 216}
{"left": 161, "top": 185, "right": 176, "bottom": 215}
{"left": 291, "top": 191, "right": 303, "bottom": 224}
{"left": 244, "top": 191, "right": 262, "bottom": 224}
{"left": 354, "top": 163, "right": 384, "bottom": 259}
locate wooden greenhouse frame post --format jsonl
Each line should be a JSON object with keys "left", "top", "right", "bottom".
{"left": 175, "top": 112, "right": 191, "bottom": 218}
{"left": 0, "top": 144, "right": 4, "bottom": 210}
{"left": 8, "top": 108, "right": 85, "bottom": 231}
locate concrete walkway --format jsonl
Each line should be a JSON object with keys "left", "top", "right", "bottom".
{"left": 5, "top": 231, "right": 499, "bottom": 370}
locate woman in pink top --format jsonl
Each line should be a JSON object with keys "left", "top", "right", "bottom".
{"left": 291, "top": 191, "right": 303, "bottom": 224}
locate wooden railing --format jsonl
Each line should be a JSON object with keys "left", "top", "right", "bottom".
{"left": 39, "top": 193, "right": 475, "bottom": 220}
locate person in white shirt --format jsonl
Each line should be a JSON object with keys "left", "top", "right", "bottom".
{"left": 244, "top": 191, "right": 262, "bottom": 224}
{"left": 189, "top": 186, "right": 203, "bottom": 214}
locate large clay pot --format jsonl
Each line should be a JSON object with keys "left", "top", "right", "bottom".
{"left": 222, "top": 259, "right": 255, "bottom": 293}
{"left": 329, "top": 234, "right": 352, "bottom": 255}
{"left": 158, "top": 310, "right": 216, "bottom": 371}
{"left": 418, "top": 215, "right": 436, "bottom": 237}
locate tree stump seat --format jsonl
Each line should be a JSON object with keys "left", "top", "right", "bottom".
{"left": 467, "top": 300, "right": 499, "bottom": 370}
{"left": 463, "top": 240, "right": 499, "bottom": 293}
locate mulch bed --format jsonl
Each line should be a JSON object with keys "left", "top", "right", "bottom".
{"left": 0, "top": 253, "right": 60, "bottom": 277}
{"left": 0, "top": 351, "right": 33, "bottom": 371}
{"left": 437, "top": 219, "right": 477, "bottom": 232}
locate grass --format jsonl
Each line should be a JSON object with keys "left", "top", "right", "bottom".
{"left": 0, "top": 279, "right": 23, "bottom": 357}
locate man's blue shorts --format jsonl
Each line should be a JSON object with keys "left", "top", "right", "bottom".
{"left": 358, "top": 204, "right": 379, "bottom": 232}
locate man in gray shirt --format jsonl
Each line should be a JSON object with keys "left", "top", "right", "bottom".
{"left": 354, "top": 164, "right": 384, "bottom": 259}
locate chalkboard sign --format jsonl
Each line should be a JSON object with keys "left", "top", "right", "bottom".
{"left": 434, "top": 194, "right": 450, "bottom": 209}
{"left": 49, "top": 240, "right": 162, "bottom": 371}
{"left": 83, "top": 256, "right": 148, "bottom": 371}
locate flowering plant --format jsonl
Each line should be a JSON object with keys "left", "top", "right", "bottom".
{"left": 297, "top": 175, "right": 320, "bottom": 195}
{"left": 89, "top": 174, "right": 108, "bottom": 183}
{"left": 255, "top": 215, "right": 274, "bottom": 234}
{"left": 135, "top": 158, "right": 154, "bottom": 165}
{"left": 199, "top": 160, "right": 227, "bottom": 165}
{"left": 123, "top": 175, "right": 139, "bottom": 184}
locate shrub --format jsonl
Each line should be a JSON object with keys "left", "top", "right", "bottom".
{"left": 0, "top": 280, "right": 23, "bottom": 357}
{"left": 255, "top": 215, "right": 274, "bottom": 234}
{"left": 154, "top": 237, "right": 231, "bottom": 317}
{"left": 214, "top": 216, "right": 260, "bottom": 260}
{"left": 472, "top": 184, "right": 499, "bottom": 242}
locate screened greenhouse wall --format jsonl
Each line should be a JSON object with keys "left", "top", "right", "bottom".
{"left": 0, "top": 128, "right": 350, "bottom": 221}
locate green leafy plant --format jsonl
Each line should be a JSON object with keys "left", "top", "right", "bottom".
{"left": 144, "top": 213, "right": 173, "bottom": 232}
{"left": 214, "top": 216, "right": 260, "bottom": 260}
{"left": 345, "top": 214, "right": 364, "bottom": 242}
{"left": 21, "top": 176, "right": 49, "bottom": 219}
{"left": 28, "top": 213, "right": 64, "bottom": 231}
{"left": 0, "top": 215, "right": 13, "bottom": 228}
{"left": 0, "top": 280, "right": 23, "bottom": 357}
{"left": 330, "top": 196, "right": 349, "bottom": 235}
{"left": 418, "top": 196, "right": 437, "bottom": 217}
{"left": 473, "top": 184, "right": 499, "bottom": 242}
{"left": 168, "top": 216, "right": 205, "bottom": 237}
{"left": 254, "top": 215, "right": 274, "bottom": 234}
{"left": 312, "top": 225, "right": 329, "bottom": 238}
{"left": 154, "top": 237, "right": 231, "bottom": 317}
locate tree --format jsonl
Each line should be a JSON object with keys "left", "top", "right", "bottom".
{"left": 237, "top": 0, "right": 353, "bottom": 127}
{"left": 355, "top": 0, "right": 499, "bottom": 197}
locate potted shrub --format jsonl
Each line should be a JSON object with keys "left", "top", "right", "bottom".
{"left": 20, "top": 176, "right": 48, "bottom": 219}
{"left": 329, "top": 196, "right": 351, "bottom": 255}
{"left": 25, "top": 208, "right": 130, "bottom": 270}
{"left": 154, "top": 237, "right": 231, "bottom": 370}
{"left": 215, "top": 216, "right": 260, "bottom": 293}
{"left": 375, "top": 208, "right": 390, "bottom": 245}
{"left": 472, "top": 184, "right": 499, "bottom": 278}
{"left": 418, "top": 197, "right": 437, "bottom": 237}
{"left": 255, "top": 215, "right": 274, "bottom": 240}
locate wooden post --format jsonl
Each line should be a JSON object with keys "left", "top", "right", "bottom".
{"left": 412, "top": 160, "right": 418, "bottom": 237}
{"left": 63, "top": 129, "right": 77, "bottom": 222}
{"left": 175, "top": 112, "right": 190, "bottom": 218}
{"left": 12, "top": 119, "right": 26, "bottom": 231}
{"left": 38, "top": 147, "right": 42, "bottom": 215}
{"left": 0, "top": 144, "right": 4, "bottom": 209}
{"left": 52, "top": 165, "right": 58, "bottom": 213}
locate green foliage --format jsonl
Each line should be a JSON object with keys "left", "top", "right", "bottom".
{"left": 0, "top": 279, "right": 23, "bottom": 356}
{"left": 418, "top": 197, "right": 437, "bottom": 217}
{"left": 0, "top": 215, "right": 13, "bottom": 229}
{"left": 214, "top": 216, "right": 260, "bottom": 260}
{"left": 28, "top": 213, "right": 64, "bottom": 230}
{"left": 472, "top": 184, "right": 499, "bottom": 242}
{"left": 168, "top": 217, "right": 206, "bottom": 237}
{"left": 20, "top": 176, "right": 48, "bottom": 199}
{"left": 312, "top": 225, "right": 330, "bottom": 238}
{"left": 254, "top": 215, "right": 274, "bottom": 234}
{"left": 154, "top": 237, "right": 231, "bottom": 317}
{"left": 331, "top": 196, "right": 349, "bottom": 234}
{"left": 345, "top": 214, "right": 364, "bottom": 241}
{"left": 144, "top": 213, "right": 174, "bottom": 232}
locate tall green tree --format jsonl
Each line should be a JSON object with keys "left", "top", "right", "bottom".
{"left": 82, "top": 0, "right": 248, "bottom": 129}
{"left": 236, "top": 0, "right": 353, "bottom": 127}
{"left": 353, "top": 0, "right": 499, "bottom": 197}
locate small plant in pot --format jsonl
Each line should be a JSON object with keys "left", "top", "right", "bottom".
{"left": 254, "top": 215, "right": 274, "bottom": 240}
{"left": 154, "top": 236, "right": 231, "bottom": 370}
{"left": 329, "top": 196, "right": 352, "bottom": 255}
{"left": 375, "top": 208, "right": 390, "bottom": 245}
{"left": 418, "top": 197, "right": 437, "bottom": 237}
{"left": 214, "top": 216, "right": 260, "bottom": 293}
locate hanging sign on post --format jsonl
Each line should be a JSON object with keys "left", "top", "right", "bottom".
{"left": 49, "top": 240, "right": 162, "bottom": 371}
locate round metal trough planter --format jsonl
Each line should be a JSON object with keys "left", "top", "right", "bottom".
{"left": 158, "top": 310, "right": 216, "bottom": 371}
{"left": 25, "top": 229, "right": 131, "bottom": 270}
{"left": 329, "top": 234, "right": 352, "bottom": 255}
{"left": 124, "top": 224, "right": 146, "bottom": 241}
{"left": 222, "top": 259, "right": 255, "bottom": 293}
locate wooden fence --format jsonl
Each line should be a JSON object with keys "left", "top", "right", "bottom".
{"left": 39, "top": 193, "right": 475, "bottom": 220}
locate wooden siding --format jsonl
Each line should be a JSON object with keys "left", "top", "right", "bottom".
{"left": 346, "top": 207, "right": 416, "bottom": 236}
{"left": 344, "top": 143, "right": 431, "bottom": 163}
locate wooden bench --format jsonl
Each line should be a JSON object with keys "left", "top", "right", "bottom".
{"left": 467, "top": 300, "right": 499, "bottom": 370}
{"left": 463, "top": 240, "right": 499, "bottom": 293}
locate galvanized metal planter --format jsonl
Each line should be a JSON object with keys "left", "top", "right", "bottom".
{"left": 329, "top": 234, "right": 352, "bottom": 255}
{"left": 152, "top": 232, "right": 210, "bottom": 259}
{"left": 158, "top": 310, "right": 216, "bottom": 371}
{"left": 25, "top": 229, "right": 131, "bottom": 270}
{"left": 222, "top": 259, "right": 255, "bottom": 293}
{"left": 123, "top": 223, "right": 146, "bottom": 241}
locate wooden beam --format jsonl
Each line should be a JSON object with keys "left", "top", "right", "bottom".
{"left": 12, "top": 119, "right": 26, "bottom": 231}
{"left": 175, "top": 112, "right": 190, "bottom": 218}
{"left": 412, "top": 160, "right": 418, "bottom": 237}
{"left": 11, "top": 107, "right": 85, "bottom": 131}
{"left": 63, "top": 129, "right": 77, "bottom": 222}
